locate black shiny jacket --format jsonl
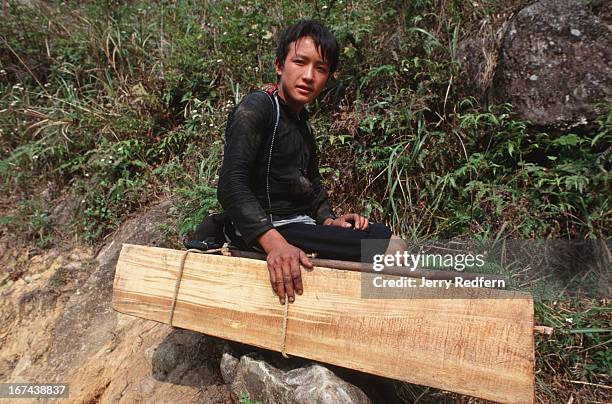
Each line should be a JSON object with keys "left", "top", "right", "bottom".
{"left": 217, "top": 90, "right": 335, "bottom": 246}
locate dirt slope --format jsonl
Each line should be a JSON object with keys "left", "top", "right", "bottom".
{"left": 0, "top": 201, "right": 232, "bottom": 403}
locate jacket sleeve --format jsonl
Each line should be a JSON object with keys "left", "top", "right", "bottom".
{"left": 306, "top": 126, "right": 336, "bottom": 224}
{"left": 217, "top": 92, "right": 274, "bottom": 245}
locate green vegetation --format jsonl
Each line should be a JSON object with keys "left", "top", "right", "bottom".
{"left": 1, "top": 0, "right": 608, "bottom": 242}
{"left": 535, "top": 300, "right": 611, "bottom": 387}
{"left": 1, "top": 0, "right": 609, "bottom": 401}
{"left": 239, "top": 393, "right": 263, "bottom": 404}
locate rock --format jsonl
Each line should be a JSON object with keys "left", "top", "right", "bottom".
{"left": 50, "top": 195, "right": 79, "bottom": 230}
{"left": 227, "top": 353, "right": 371, "bottom": 404}
{"left": 490, "top": 0, "right": 612, "bottom": 127}
{"left": 151, "top": 329, "right": 221, "bottom": 387}
{"left": 457, "top": 34, "right": 498, "bottom": 99}
{"left": 23, "top": 276, "right": 32, "bottom": 284}
{"left": 137, "top": 376, "right": 156, "bottom": 396}
{"left": 220, "top": 352, "right": 239, "bottom": 384}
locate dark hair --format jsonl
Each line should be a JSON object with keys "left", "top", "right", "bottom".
{"left": 275, "top": 20, "right": 340, "bottom": 77}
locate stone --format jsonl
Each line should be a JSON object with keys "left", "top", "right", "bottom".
{"left": 489, "top": 0, "right": 612, "bottom": 127}
{"left": 220, "top": 352, "right": 239, "bottom": 384}
{"left": 151, "top": 329, "right": 220, "bottom": 387}
{"left": 227, "top": 353, "right": 371, "bottom": 404}
{"left": 50, "top": 196, "right": 79, "bottom": 230}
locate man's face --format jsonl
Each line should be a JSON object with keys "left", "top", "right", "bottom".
{"left": 275, "top": 36, "right": 330, "bottom": 113}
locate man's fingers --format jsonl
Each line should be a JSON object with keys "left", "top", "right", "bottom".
{"left": 344, "top": 214, "right": 368, "bottom": 230}
{"left": 282, "top": 260, "right": 295, "bottom": 303}
{"left": 268, "top": 262, "right": 278, "bottom": 295}
{"left": 299, "top": 250, "right": 313, "bottom": 269}
{"left": 360, "top": 216, "right": 368, "bottom": 230}
{"left": 293, "top": 253, "right": 308, "bottom": 295}
{"left": 351, "top": 213, "right": 361, "bottom": 228}
{"left": 275, "top": 265, "right": 286, "bottom": 304}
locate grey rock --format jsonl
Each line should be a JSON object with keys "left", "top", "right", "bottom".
{"left": 456, "top": 33, "right": 498, "bottom": 98}
{"left": 151, "top": 329, "right": 220, "bottom": 387}
{"left": 228, "top": 353, "right": 371, "bottom": 404}
{"left": 50, "top": 196, "right": 79, "bottom": 229}
{"left": 220, "top": 352, "right": 239, "bottom": 384}
{"left": 490, "top": 0, "right": 612, "bottom": 127}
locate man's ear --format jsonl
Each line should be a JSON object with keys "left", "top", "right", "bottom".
{"left": 274, "top": 58, "right": 283, "bottom": 77}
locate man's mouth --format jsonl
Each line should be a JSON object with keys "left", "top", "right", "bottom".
{"left": 296, "top": 86, "right": 313, "bottom": 94}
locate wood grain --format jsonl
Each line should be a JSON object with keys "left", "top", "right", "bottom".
{"left": 112, "top": 244, "right": 535, "bottom": 403}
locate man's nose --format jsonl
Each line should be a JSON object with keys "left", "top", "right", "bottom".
{"left": 302, "top": 65, "right": 315, "bottom": 81}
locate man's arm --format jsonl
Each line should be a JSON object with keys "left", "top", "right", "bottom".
{"left": 217, "top": 92, "right": 275, "bottom": 245}
{"left": 217, "top": 92, "right": 311, "bottom": 304}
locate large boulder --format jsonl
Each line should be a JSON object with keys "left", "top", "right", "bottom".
{"left": 489, "top": 0, "right": 611, "bottom": 127}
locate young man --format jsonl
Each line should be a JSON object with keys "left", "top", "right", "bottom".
{"left": 217, "top": 20, "right": 391, "bottom": 305}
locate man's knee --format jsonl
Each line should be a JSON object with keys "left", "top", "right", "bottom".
{"left": 384, "top": 234, "right": 408, "bottom": 255}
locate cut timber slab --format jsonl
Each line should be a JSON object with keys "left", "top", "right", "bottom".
{"left": 112, "top": 244, "right": 535, "bottom": 403}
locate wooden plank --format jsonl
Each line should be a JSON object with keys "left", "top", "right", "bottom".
{"left": 112, "top": 244, "right": 535, "bottom": 403}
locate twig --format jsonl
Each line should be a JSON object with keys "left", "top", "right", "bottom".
{"left": 577, "top": 338, "right": 612, "bottom": 354}
{"left": 534, "top": 325, "right": 554, "bottom": 336}
{"left": 561, "top": 380, "right": 611, "bottom": 390}
{"left": 443, "top": 74, "right": 453, "bottom": 119}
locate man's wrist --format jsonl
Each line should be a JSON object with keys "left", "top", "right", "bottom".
{"left": 257, "top": 228, "right": 288, "bottom": 253}
{"left": 322, "top": 218, "right": 334, "bottom": 226}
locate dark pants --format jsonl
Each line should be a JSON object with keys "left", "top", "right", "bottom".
{"left": 225, "top": 222, "right": 392, "bottom": 262}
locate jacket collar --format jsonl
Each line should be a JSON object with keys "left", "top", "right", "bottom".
{"left": 264, "top": 83, "right": 310, "bottom": 121}
{"left": 277, "top": 94, "right": 310, "bottom": 121}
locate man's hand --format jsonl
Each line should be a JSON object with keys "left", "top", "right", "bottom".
{"left": 257, "top": 229, "right": 313, "bottom": 304}
{"left": 323, "top": 213, "right": 369, "bottom": 230}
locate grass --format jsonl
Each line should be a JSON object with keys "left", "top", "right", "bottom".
{"left": 0, "top": 0, "right": 610, "bottom": 401}
{"left": 534, "top": 299, "right": 611, "bottom": 402}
